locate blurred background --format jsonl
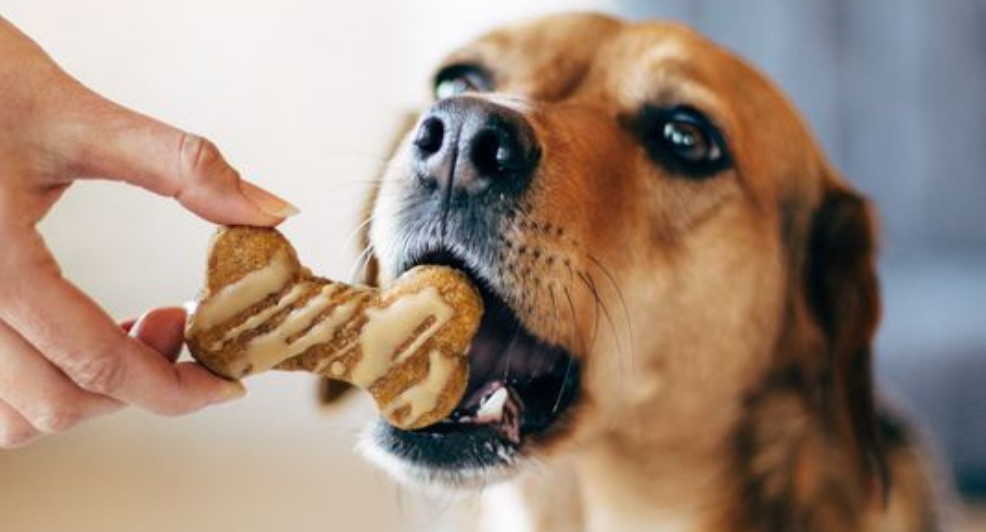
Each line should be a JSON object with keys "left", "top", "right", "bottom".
{"left": 1, "top": 1, "right": 983, "bottom": 531}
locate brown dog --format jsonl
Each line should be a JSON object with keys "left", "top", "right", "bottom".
{"left": 347, "top": 13, "right": 944, "bottom": 532}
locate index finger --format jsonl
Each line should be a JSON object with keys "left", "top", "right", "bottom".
{"left": 0, "top": 258, "right": 244, "bottom": 416}
{"left": 52, "top": 91, "right": 297, "bottom": 226}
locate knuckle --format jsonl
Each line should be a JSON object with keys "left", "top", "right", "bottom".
{"left": 31, "top": 404, "right": 82, "bottom": 433}
{"left": 179, "top": 133, "right": 223, "bottom": 182}
{"left": 67, "top": 354, "right": 126, "bottom": 395}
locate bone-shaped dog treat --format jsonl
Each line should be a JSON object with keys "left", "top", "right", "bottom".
{"left": 184, "top": 226, "right": 482, "bottom": 429}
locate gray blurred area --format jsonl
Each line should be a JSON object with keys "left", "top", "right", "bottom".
{"left": 620, "top": 0, "right": 986, "bottom": 496}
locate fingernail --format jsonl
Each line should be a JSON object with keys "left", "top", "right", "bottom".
{"left": 128, "top": 310, "right": 151, "bottom": 339}
{"left": 240, "top": 180, "right": 300, "bottom": 218}
{"left": 213, "top": 381, "right": 248, "bottom": 404}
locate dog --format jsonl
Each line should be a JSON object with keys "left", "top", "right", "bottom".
{"left": 333, "top": 12, "right": 946, "bottom": 532}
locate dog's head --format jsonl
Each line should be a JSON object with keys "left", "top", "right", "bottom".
{"left": 356, "top": 13, "right": 883, "bottom": 493}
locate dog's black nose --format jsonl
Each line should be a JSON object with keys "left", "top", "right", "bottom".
{"left": 412, "top": 97, "right": 539, "bottom": 199}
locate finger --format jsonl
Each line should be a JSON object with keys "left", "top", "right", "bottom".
{"left": 128, "top": 307, "right": 187, "bottom": 363}
{"left": 0, "top": 319, "right": 122, "bottom": 436}
{"left": 0, "top": 260, "right": 245, "bottom": 416}
{"left": 0, "top": 399, "right": 40, "bottom": 449}
{"left": 54, "top": 93, "right": 297, "bottom": 226}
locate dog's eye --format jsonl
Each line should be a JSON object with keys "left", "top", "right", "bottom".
{"left": 433, "top": 64, "right": 492, "bottom": 99}
{"left": 638, "top": 106, "right": 731, "bottom": 178}
{"left": 663, "top": 119, "right": 719, "bottom": 163}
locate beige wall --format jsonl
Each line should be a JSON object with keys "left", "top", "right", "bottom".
{"left": 0, "top": 2, "right": 615, "bottom": 532}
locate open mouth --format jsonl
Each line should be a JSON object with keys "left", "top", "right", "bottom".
{"left": 366, "top": 249, "right": 580, "bottom": 478}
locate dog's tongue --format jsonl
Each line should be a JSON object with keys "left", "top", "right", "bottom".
{"left": 451, "top": 380, "right": 524, "bottom": 444}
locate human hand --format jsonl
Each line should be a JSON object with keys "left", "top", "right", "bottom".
{"left": 0, "top": 15, "right": 297, "bottom": 447}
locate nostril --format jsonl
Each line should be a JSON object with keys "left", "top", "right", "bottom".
{"left": 414, "top": 117, "right": 445, "bottom": 156}
{"left": 414, "top": 99, "right": 539, "bottom": 199}
{"left": 469, "top": 129, "right": 505, "bottom": 177}
{"left": 495, "top": 137, "right": 524, "bottom": 172}
{"left": 470, "top": 126, "right": 531, "bottom": 178}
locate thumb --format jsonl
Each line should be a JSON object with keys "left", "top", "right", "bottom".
{"left": 61, "top": 94, "right": 298, "bottom": 226}
{"left": 128, "top": 307, "right": 188, "bottom": 363}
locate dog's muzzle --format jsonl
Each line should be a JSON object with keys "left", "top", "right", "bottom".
{"left": 411, "top": 97, "right": 540, "bottom": 202}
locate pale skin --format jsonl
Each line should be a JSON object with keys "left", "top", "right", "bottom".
{"left": 0, "top": 14, "right": 298, "bottom": 448}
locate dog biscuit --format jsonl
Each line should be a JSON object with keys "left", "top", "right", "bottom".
{"left": 184, "top": 226, "right": 482, "bottom": 429}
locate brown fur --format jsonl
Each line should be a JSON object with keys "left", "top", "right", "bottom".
{"left": 350, "top": 13, "right": 943, "bottom": 532}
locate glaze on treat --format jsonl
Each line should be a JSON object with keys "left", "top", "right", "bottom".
{"left": 184, "top": 226, "right": 483, "bottom": 430}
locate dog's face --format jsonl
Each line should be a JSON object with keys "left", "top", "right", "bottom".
{"left": 360, "top": 13, "right": 880, "bottom": 491}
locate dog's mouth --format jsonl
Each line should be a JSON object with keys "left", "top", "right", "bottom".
{"left": 364, "top": 249, "right": 580, "bottom": 484}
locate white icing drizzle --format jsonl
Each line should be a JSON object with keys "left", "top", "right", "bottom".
{"left": 383, "top": 350, "right": 454, "bottom": 426}
{"left": 329, "top": 361, "right": 345, "bottom": 376}
{"left": 309, "top": 292, "right": 373, "bottom": 376}
{"left": 207, "top": 283, "right": 312, "bottom": 351}
{"left": 243, "top": 285, "right": 355, "bottom": 374}
{"left": 351, "top": 286, "right": 454, "bottom": 387}
{"left": 312, "top": 351, "right": 338, "bottom": 375}
{"left": 191, "top": 249, "right": 294, "bottom": 333}
{"left": 272, "top": 301, "right": 357, "bottom": 368}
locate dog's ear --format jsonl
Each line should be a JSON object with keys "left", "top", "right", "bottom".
{"left": 804, "top": 186, "right": 887, "bottom": 497}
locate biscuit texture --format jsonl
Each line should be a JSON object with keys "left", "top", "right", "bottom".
{"left": 185, "top": 226, "right": 482, "bottom": 429}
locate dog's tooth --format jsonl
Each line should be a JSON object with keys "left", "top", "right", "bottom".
{"left": 475, "top": 387, "right": 509, "bottom": 423}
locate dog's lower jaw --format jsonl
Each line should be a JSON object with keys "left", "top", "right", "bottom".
{"left": 357, "top": 430, "right": 521, "bottom": 492}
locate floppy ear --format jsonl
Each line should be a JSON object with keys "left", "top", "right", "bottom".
{"left": 317, "top": 111, "right": 419, "bottom": 407}
{"left": 804, "top": 187, "right": 887, "bottom": 496}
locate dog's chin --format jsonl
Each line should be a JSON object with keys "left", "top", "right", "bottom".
{"left": 359, "top": 250, "right": 581, "bottom": 491}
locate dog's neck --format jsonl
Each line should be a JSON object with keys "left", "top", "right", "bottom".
{"left": 473, "top": 401, "right": 740, "bottom": 532}
{"left": 576, "top": 441, "right": 725, "bottom": 531}
{"left": 573, "top": 399, "right": 741, "bottom": 532}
